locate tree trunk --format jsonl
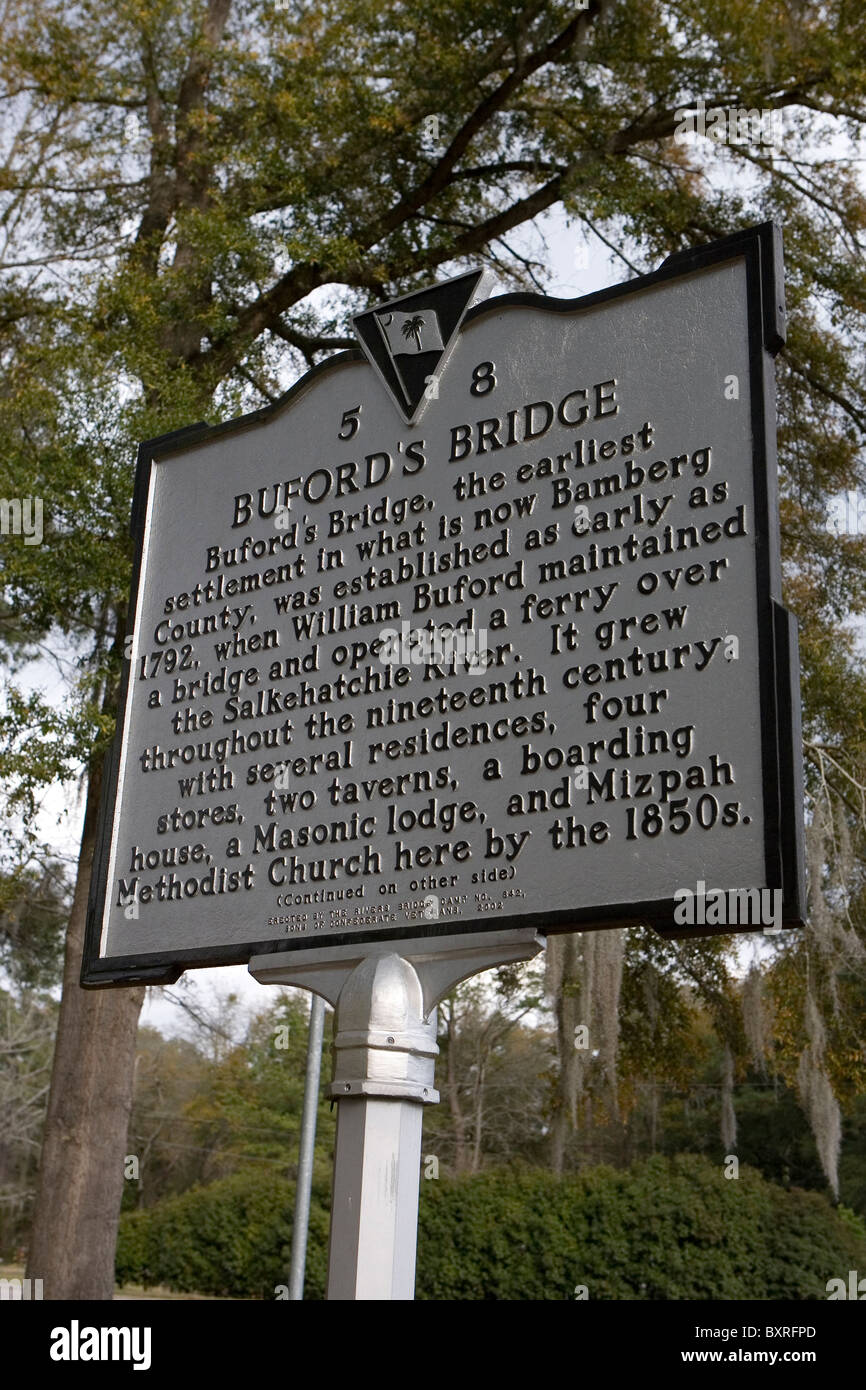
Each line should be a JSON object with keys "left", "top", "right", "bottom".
{"left": 471, "top": 1052, "right": 485, "bottom": 1174}
{"left": 443, "top": 997, "right": 469, "bottom": 1174}
{"left": 549, "top": 937, "right": 580, "bottom": 1174}
{"left": 26, "top": 758, "right": 144, "bottom": 1299}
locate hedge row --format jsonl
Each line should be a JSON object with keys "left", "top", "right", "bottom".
{"left": 116, "top": 1167, "right": 331, "bottom": 1299}
{"left": 415, "top": 1155, "right": 866, "bottom": 1300}
{"left": 115, "top": 1154, "right": 866, "bottom": 1300}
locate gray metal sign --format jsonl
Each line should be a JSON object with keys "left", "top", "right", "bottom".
{"left": 83, "top": 223, "right": 804, "bottom": 986}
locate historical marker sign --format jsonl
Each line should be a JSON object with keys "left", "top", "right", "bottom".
{"left": 83, "top": 223, "right": 804, "bottom": 987}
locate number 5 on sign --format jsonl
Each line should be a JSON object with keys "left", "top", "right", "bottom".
{"left": 338, "top": 405, "right": 361, "bottom": 439}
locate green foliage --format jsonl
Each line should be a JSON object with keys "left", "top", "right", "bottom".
{"left": 839, "top": 1097, "right": 866, "bottom": 1219}
{"left": 0, "top": 858, "right": 70, "bottom": 988}
{"left": 115, "top": 1153, "right": 866, "bottom": 1300}
{"left": 115, "top": 1167, "right": 331, "bottom": 1299}
{"left": 416, "top": 1156, "right": 866, "bottom": 1301}
{"left": 659, "top": 1077, "right": 827, "bottom": 1188}
{"left": 202, "top": 992, "right": 336, "bottom": 1169}
{"left": 122, "top": 992, "right": 335, "bottom": 1212}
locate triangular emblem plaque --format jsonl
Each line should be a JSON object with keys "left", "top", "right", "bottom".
{"left": 353, "top": 269, "right": 489, "bottom": 423}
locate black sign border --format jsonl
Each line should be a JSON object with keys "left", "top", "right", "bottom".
{"left": 82, "top": 221, "right": 805, "bottom": 987}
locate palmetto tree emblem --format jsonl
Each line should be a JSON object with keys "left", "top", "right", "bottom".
{"left": 401, "top": 314, "right": 426, "bottom": 350}
{"left": 355, "top": 269, "right": 486, "bottom": 420}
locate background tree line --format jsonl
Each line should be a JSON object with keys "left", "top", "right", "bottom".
{"left": 3, "top": 948, "right": 865, "bottom": 1264}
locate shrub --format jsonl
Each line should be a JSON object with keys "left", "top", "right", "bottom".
{"left": 116, "top": 1167, "right": 330, "bottom": 1299}
{"left": 415, "top": 1155, "right": 866, "bottom": 1300}
{"left": 117, "top": 1154, "right": 866, "bottom": 1300}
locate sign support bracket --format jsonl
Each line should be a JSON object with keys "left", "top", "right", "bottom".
{"left": 250, "top": 927, "right": 544, "bottom": 1299}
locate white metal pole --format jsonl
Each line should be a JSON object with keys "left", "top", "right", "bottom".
{"left": 288, "top": 991, "right": 325, "bottom": 1300}
{"left": 249, "top": 928, "right": 544, "bottom": 1302}
{"left": 325, "top": 954, "right": 438, "bottom": 1300}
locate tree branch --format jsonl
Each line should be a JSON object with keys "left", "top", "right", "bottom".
{"left": 781, "top": 349, "right": 866, "bottom": 434}
{"left": 370, "top": 0, "right": 613, "bottom": 244}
